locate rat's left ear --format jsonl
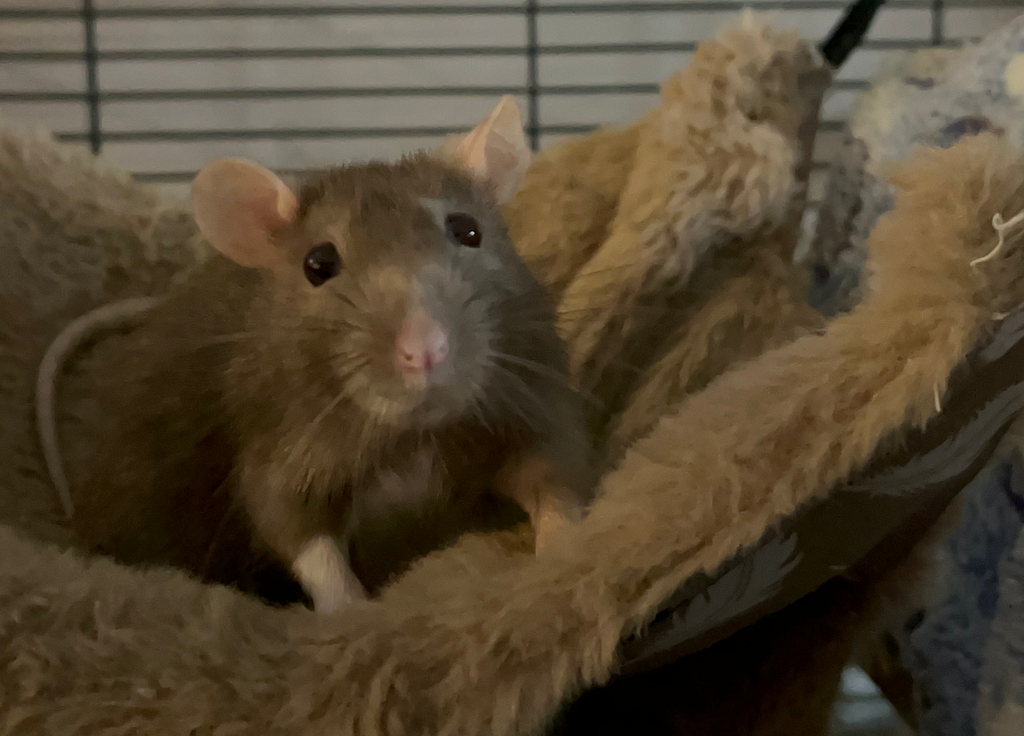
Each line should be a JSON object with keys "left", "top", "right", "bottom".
{"left": 453, "top": 96, "right": 532, "bottom": 204}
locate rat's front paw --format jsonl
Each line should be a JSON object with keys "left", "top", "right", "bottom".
{"left": 533, "top": 501, "right": 585, "bottom": 557}
{"left": 311, "top": 584, "right": 365, "bottom": 614}
{"left": 293, "top": 534, "right": 367, "bottom": 614}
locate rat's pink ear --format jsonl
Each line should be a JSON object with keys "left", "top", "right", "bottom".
{"left": 453, "top": 96, "right": 532, "bottom": 204}
{"left": 191, "top": 158, "right": 299, "bottom": 269}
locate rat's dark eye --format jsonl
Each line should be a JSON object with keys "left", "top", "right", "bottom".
{"left": 446, "top": 213, "right": 482, "bottom": 248}
{"left": 303, "top": 242, "right": 342, "bottom": 286}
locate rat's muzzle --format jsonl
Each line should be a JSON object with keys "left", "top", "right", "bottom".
{"left": 395, "top": 306, "right": 450, "bottom": 382}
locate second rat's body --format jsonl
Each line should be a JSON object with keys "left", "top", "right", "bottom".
{"left": 67, "top": 99, "right": 594, "bottom": 610}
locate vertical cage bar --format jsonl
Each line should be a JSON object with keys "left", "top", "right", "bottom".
{"left": 930, "top": 0, "right": 944, "bottom": 46}
{"left": 525, "top": 0, "right": 541, "bottom": 151}
{"left": 82, "top": 0, "right": 102, "bottom": 153}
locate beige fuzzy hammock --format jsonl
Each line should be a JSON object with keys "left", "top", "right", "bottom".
{"left": 3, "top": 14, "right": 1024, "bottom": 736}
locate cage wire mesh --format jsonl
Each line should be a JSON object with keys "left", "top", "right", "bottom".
{"left": 2, "top": 0, "right": 1023, "bottom": 204}
{"left": 0, "top": 1, "right": 1021, "bottom": 734}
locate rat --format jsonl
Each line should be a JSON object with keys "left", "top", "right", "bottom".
{"left": 37, "top": 97, "right": 596, "bottom": 612}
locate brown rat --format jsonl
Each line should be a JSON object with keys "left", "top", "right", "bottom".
{"left": 41, "top": 97, "right": 596, "bottom": 611}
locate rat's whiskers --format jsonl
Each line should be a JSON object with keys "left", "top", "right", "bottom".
{"left": 483, "top": 358, "right": 548, "bottom": 426}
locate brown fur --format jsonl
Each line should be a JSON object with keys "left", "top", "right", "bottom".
{"left": 70, "top": 154, "right": 594, "bottom": 602}
{"left": 556, "top": 17, "right": 830, "bottom": 440}
{"left": 1, "top": 133, "right": 1021, "bottom": 735}
{"left": 609, "top": 226, "right": 825, "bottom": 457}
{"left": 503, "top": 122, "right": 641, "bottom": 299}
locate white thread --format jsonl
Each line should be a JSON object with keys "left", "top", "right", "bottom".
{"left": 36, "top": 297, "right": 161, "bottom": 519}
{"left": 971, "top": 209, "right": 1024, "bottom": 266}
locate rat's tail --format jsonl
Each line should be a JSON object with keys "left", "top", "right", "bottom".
{"left": 36, "top": 297, "right": 161, "bottom": 520}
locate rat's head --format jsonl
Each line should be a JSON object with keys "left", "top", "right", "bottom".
{"left": 191, "top": 97, "right": 548, "bottom": 428}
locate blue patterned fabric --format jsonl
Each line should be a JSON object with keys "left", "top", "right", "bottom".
{"left": 906, "top": 458, "right": 1024, "bottom": 736}
{"left": 806, "top": 13, "right": 1024, "bottom": 735}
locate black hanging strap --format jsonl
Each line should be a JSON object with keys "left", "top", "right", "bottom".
{"left": 818, "top": 0, "right": 888, "bottom": 69}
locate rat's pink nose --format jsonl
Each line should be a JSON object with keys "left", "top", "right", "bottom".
{"left": 396, "top": 310, "right": 449, "bottom": 375}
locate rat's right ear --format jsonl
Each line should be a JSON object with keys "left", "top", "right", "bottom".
{"left": 191, "top": 158, "right": 299, "bottom": 269}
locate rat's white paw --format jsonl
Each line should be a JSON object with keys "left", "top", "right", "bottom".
{"left": 533, "top": 503, "right": 583, "bottom": 557}
{"left": 293, "top": 534, "right": 366, "bottom": 614}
